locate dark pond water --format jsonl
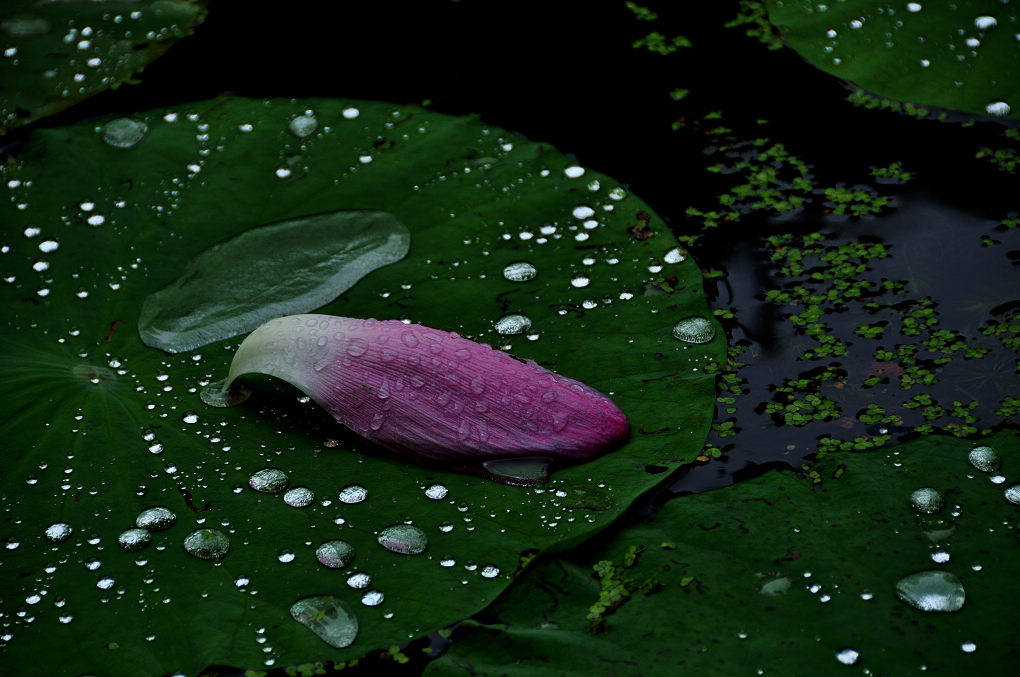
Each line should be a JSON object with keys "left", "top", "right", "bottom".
{"left": 8, "top": 1, "right": 1016, "bottom": 674}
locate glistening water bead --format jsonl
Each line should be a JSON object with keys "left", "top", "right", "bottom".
{"left": 338, "top": 484, "right": 368, "bottom": 504}
{"left": 503, "top": 261, "right": 537, "bottom": 282}
{"left": 894, "top": 570, "right": 965, "bottom": 612}
{"left": 44, "top": 522, "right": 72, "bottom": 543}
{"left": 909, "top": 487, "right": 945, "bottom": 514}
{"left": 377, "top": 524, "right": 428, "bottom": 555}
{"left": 494, "top": 313, "right": 531, "bottom": 335}
{"left": 283, "top": 486, "right": 315, "bottom": 507}
{"left": 183, "top": 528, "right": 230, "bottom": 561}
{"left": 316, "top": 540, "right": 356, "bottom": 569}
{"left": 967, "top": 445, "right": 1001, "bottom": 472}
{"left": 101, "top": 117, "right": 148, "bottom": 148}
{"left": 672, "top": 317, "right": 715, "bottom": 344}
{"left": 136, "top": 506, "right": 176, "bottom": 531}
{"left": 290, "top": 596, "right": 358, "bottom": 649}
{"left": 117, "top": 528, "right": 151, "bottom": 552}
{"left": 249, "top": 468, "right": 288, "bottom": 493}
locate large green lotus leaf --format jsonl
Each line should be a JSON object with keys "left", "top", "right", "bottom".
{"left": 428, "top": 430, "right": 1020, "bottom": 676}
{"left": 0, "top": 97, "right": 722, "bottom": 674}
{"left": 766, "top": 1, "right": 1019, "bottom": 119}
{"left": 0, "top": 0, "right": 205, "bottom": 134}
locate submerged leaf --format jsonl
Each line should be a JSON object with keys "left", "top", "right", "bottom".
{"left": 138, "top": 211, "right": 410, "bottom": 353}
{"left": 210, "top": 314, "right": 630, "bottom": 469}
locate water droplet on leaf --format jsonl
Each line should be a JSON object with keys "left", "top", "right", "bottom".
{"left": 895, "top": 570, "right": 965, "bottom": 612}
{"left": 672, "top": 317, "right": 715, "bottom": 343}
{"left": 249, "top": 468, "right": 288, "bottom": 493}
{"left": 102, "top": 118, "right": 148, "bottom": 149}
{"left": 377, "top": 524, "right": 428, "bottom": 555}
{"left": 183, "top": 528, "right": 230, "bottom": 561}
{"left": 316, "top": 540, "right": 356, "bottom": 569}
{"left": 290, "top": 596, "right": 358, "bottom": 648}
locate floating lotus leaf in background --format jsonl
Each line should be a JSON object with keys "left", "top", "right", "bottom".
{"left": 765, "top": 0, "right": 1020, "bottom": 119}
{"left": 0, "top": 97, "right": 722, "bottom": 674}
{"left": 0, "top": 0, "right": 206, "bottom": 134}
{"left": 428, "top": 430, "right": 1020, "bottom": 676}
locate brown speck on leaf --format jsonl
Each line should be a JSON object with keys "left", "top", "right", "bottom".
{"left": 629, "top": 210, "right": 653, "bottom": 240}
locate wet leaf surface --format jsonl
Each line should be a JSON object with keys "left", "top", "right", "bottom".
{"left": 138, "top": 210, "right": 410, "bottom": 353}
{"left": 0, "top": 0, "right": 206, "bottom": 133}
{"left": 766, "top": 0, "right": 1019, "bottom": 119}
{"left": 0, "top": 96, "right": 722, "bottom": 674}
{"left": 428, "top": 430, "right": 1020, "bottom": 676}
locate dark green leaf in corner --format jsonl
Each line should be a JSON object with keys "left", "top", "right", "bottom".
{"left": 765, "top": 1, "right": 1019, "bottom": 119}
{"left": 428, "top": 430, "right": 1020, "bottom": 676}
{"left": 138, "top": 210, "right": 410, "bottom": 353}
{"left": 0, "top": 0, "right": 206, "bottom": 134}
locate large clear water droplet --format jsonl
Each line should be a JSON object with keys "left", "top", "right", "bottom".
{"left": 361, "top": 590, "right": 384, "bottom": 606}
{"left": 283, "top": 486, "right": 315, "bottom": 507}
{"left": 44, "top": 522, "right": 72, "bottom": 543}
{"left": 967, "top": 445, "right": 1000, "bottom": 472}
{"left": 183, "top": 528, "right": 230, "bottom": 561}
{"left": 424, "top": 483, "right": 448, "bottom": 500}
{"left": 985, "top": 101, "right": 1011, "bottom": 117}
{"left": 895, "top": 570, "right": 965, "bottom": 612}
{"left": 136, "top": 506, "right": 176, "bottom": 531}
{"left": 1004, "top": 484, "right": 1020, "bottom": 505}
{"left": 909, "top": 487, "right": 945, "bottom": 514}
{"left": 503, "top": 261, "right": 537, "bottom": 282}
{"left": 835, "top": 648, "right": 859, "bottom": 665}
{"left": 673, "top": 317, "right": 715, "bottom": 343}
{"left": 289, "top": 114, "right": 318, "bottom": 138}
{"left": 495, "top": 313, "right": 531, "bottom": 335}
{"left": 481, "top": 457, "right": 552, "bottom": 486}
{"left": 200, "top": 378, "right": 251, "bottom": 407}
{"left": 102, "top": 118, "right": 148, "bottom": 149}
{"left": 377, "top": 524, "right": 428, "bottom": 555}
{"left": 118, "top": 528, "right": 151, "bottom": 552}
{"left": 338, "top": 484, "right": 368, "bottom": 504}
{"left": 316, "top": 540, "right": 356, "bottom": 569}
{"left": 290, "top": 595, "right": 358, "bottom": 648}
{"left": 346, "top": 572, "right": 371, "bottom": 589}
{"left": 249, "top": 468, "right": 288, "bottom": 493}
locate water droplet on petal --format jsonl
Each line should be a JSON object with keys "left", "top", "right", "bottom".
{"left": 102, "top": 118, "right": 148, "bottom": 148}
{"left": 290, "top": 595, "right": 358, "bottom": 648}
{"left": 909, "top": 487, "right": 945, "bottom": 514}
{"left": 377, "top": 524, "right": 428, "bottom": 555}
{"left": 895, "top": 570, "right": 965, "bottom": 612}
{"left": 117, "top": 528, "right": 151, "bottom": 552}
{"left": 249, "top": 468, "right": 288, "bottom": 493}
{"left": 316, "top": 540, "right": 356, "bottom": 569}
{"left": 183, "top": 528, "right": 230, "bottom": 561}
{"left": 672, "top": 317, "right": 716, "bottom": 343}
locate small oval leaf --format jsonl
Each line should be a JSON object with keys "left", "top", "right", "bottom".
{"left": 137, "top": 210, "right": 410, "bottom": 353}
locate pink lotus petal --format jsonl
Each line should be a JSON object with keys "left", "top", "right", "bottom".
{"left": 220, "top": 314, "right": 629, "bottom": 464}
